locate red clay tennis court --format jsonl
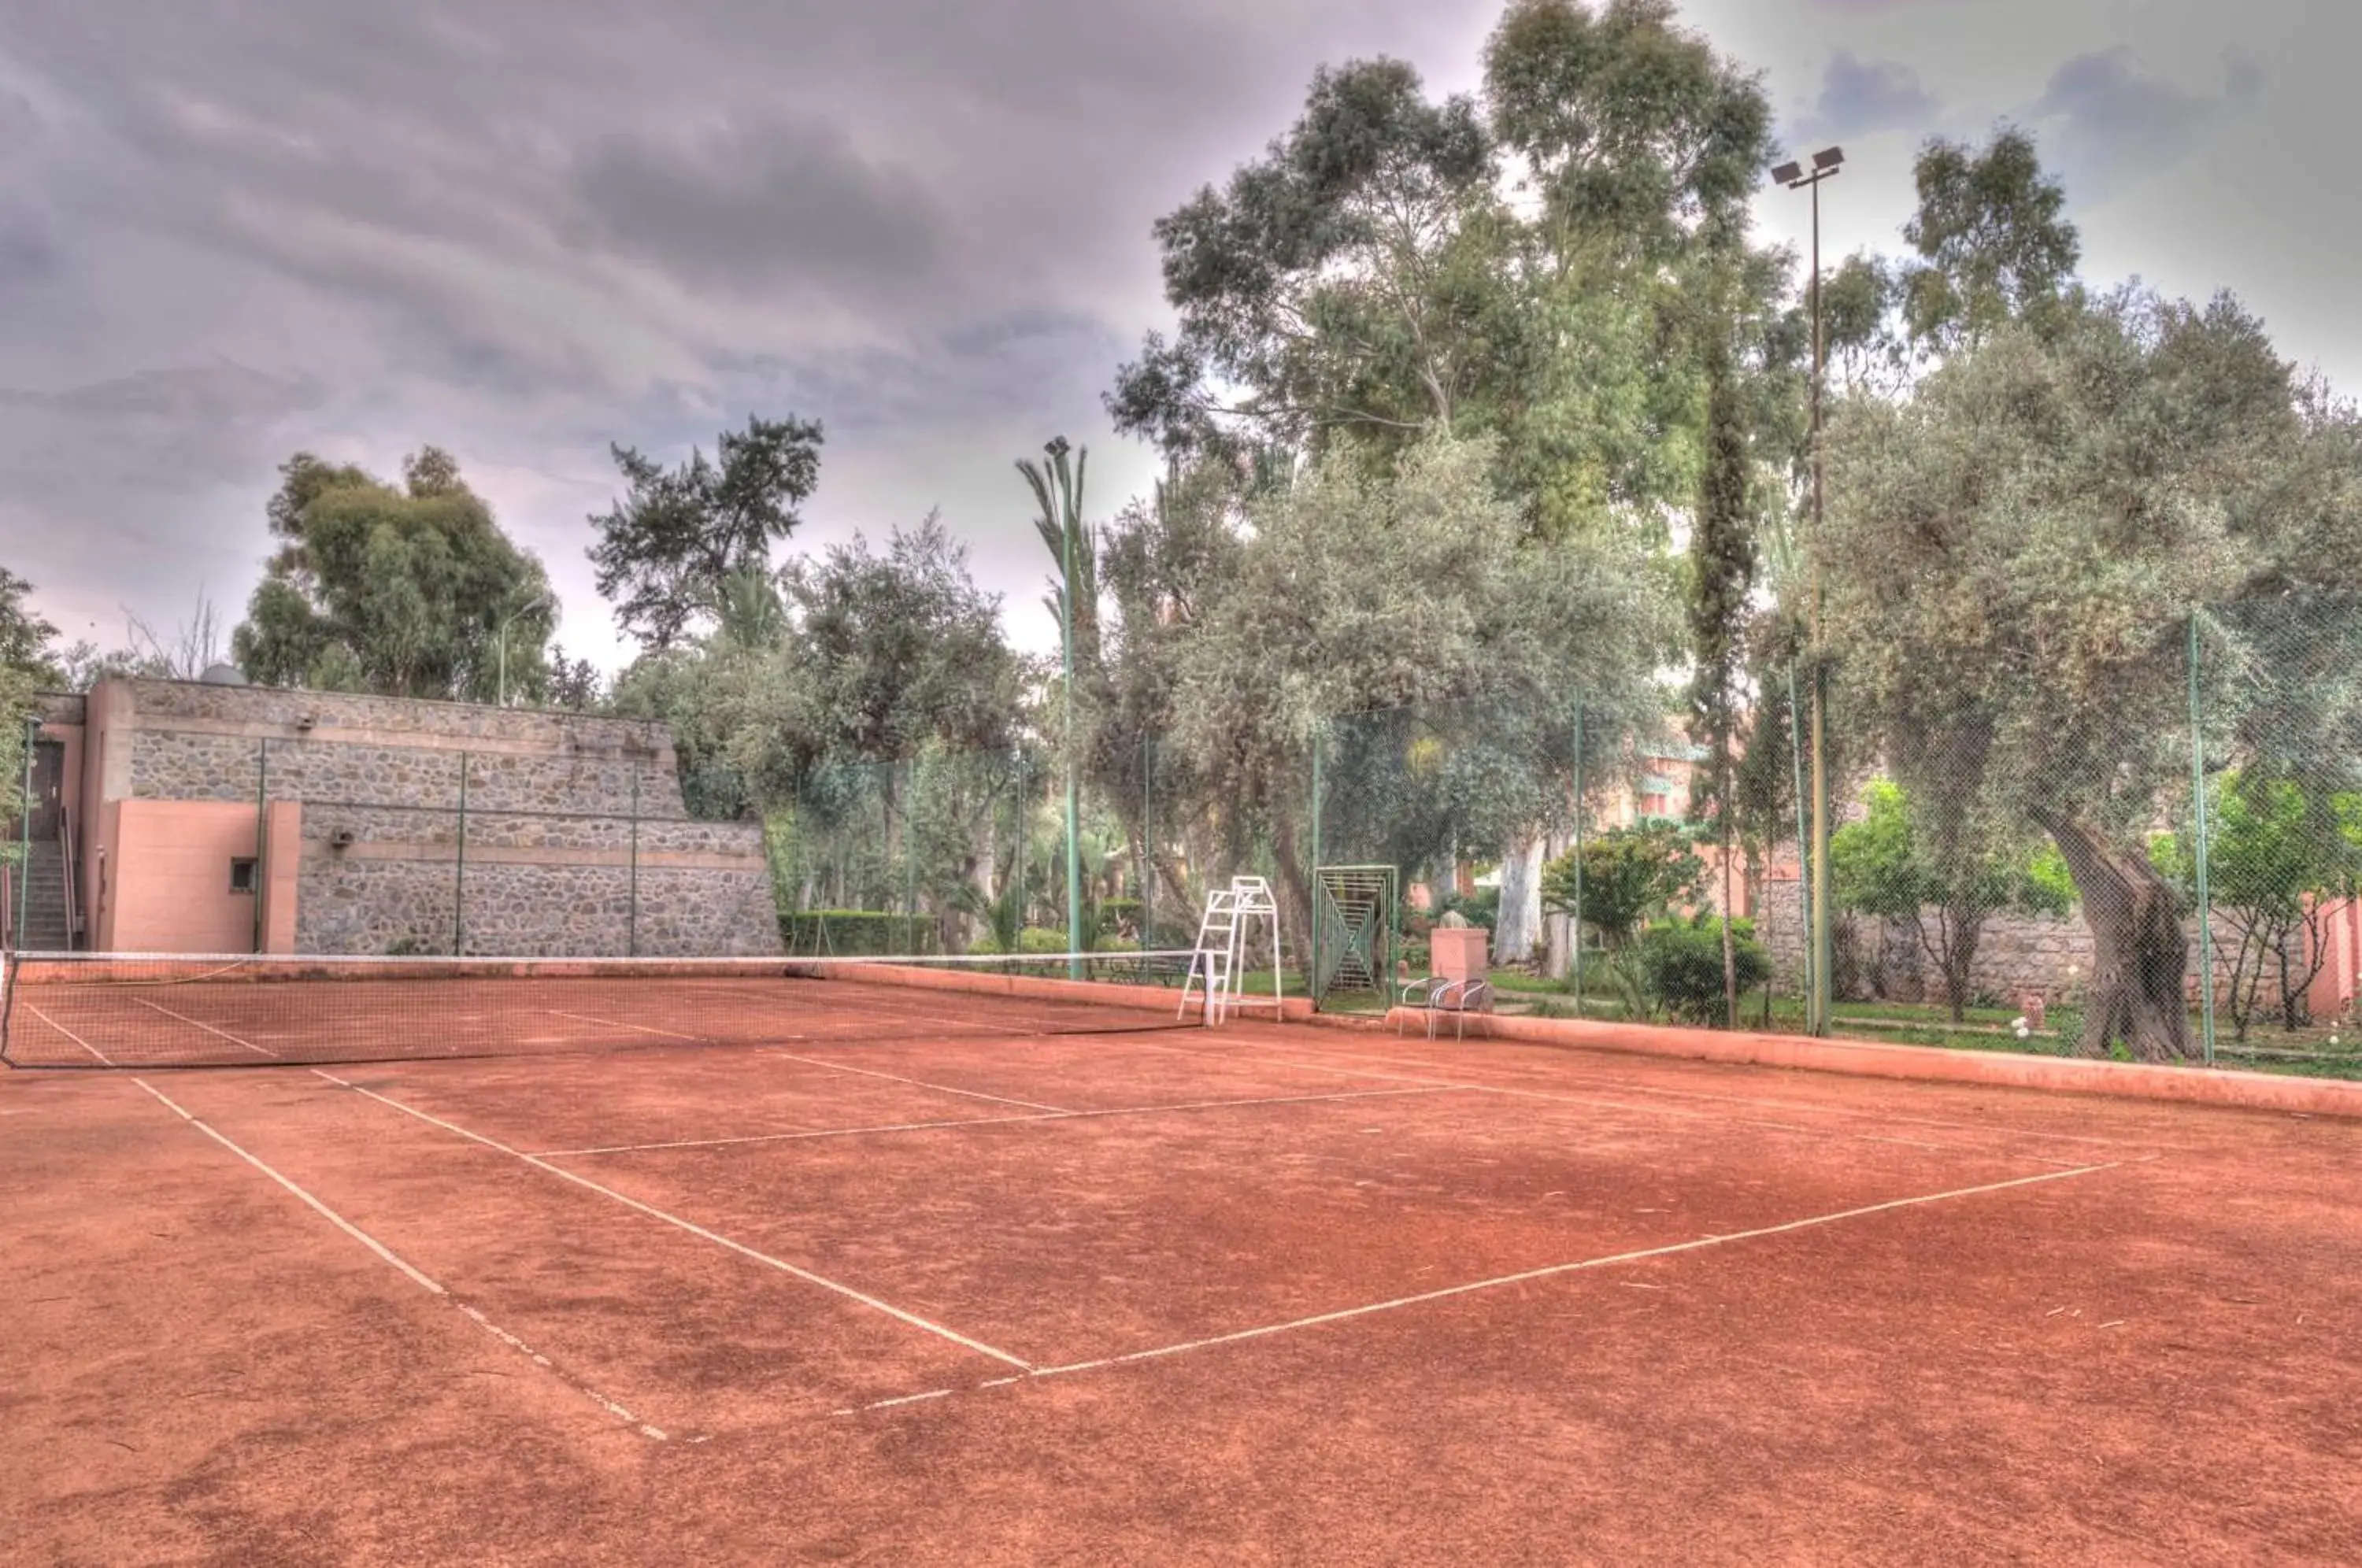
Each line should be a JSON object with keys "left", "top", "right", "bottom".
{"left": 5, "top": 971, "right": 2360, "bottom": 1564}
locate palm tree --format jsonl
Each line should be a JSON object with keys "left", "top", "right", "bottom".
{"left": 1017, "top": 437, "right": 1094, "bottom": 969}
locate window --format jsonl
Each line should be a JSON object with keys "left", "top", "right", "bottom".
{"left": 229, "top": 857, "right": 258, "bottom": 894}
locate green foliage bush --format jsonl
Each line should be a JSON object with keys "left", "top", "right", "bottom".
{"left": 1542, "top": 823, "right": 1705, "bottom": 949}
{"left": 1638, "top": 913, "right": 1771, "bottom": 1027}
{"left": 1435, "top": 886, "right": 1498, "bottom": 931}
{"left": 781, "top": 911, "right": 935, "bottom": 956}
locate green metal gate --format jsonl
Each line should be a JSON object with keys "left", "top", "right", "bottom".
{"left": 1312, "top": 864, "right": 1398, "bottom": 1013}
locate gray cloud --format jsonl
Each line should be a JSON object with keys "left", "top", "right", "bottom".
{"left": 1795, "top": 49, "right": 1938, "bottom": 142}
{"left": 2031, "top": 47, "right": 2264, "bottom": 198}
{"left": 0, "top": 364, "right": 326, "bottom": 495}
{"left": 572, "top": 118, "right": 946, "bottom": 301}
{"left": 0, "top": 0, "right": 1480, "bottom": 664}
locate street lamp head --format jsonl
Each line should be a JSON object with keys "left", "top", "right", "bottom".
{"left": 1769, "top": 160, "right": 1803, "bottom": 187}
{"left": 1812, "top": 146, "right": 1846, "bottom": 172}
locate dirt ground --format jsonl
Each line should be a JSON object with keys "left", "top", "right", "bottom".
{"left": 4, "top": 1017, "right": 2358, "bottom": 1565}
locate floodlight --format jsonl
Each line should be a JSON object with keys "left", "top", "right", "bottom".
{"left": 1812, "top": 146, "right": 1845, "bottom": 172}
{"left": 1769, "top": 161, "right": 1803, "bottom": 187}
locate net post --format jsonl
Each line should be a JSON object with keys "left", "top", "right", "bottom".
{"left": 454, "top": 750, "right": 468, "bottom": 956}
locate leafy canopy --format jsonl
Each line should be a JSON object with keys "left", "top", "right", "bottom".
{"left": 0, "top": 568, "right": 61, "bottom": 682}
{"left": 590, "top": 413, "right": 824, "bottom": 649}
{"left": 1831, "top": 778, "right": 2072, "bottom": 924}
{"left": 1822, "top": 289, "right": 2362, "bottom": 846}
{"left": 1541, "top": 822, "right": 1707, "bottom": 950}
{"left": 232, "top": 449, "right": 556, "bottom": 702}
{"left": 614, "top": 515, "right": 1024, "bottom": 821}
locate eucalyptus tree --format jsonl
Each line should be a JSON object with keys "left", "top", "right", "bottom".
{"left": 589, "top": 413, "right": 824, "bottom": 649}
{"left": 1107, "top": 57, "right": 1503, "bottom": 462}
{"left": 233, "top": 448, "right": 557, "bottom": 701}
{"left": 1108, "top": 2, "right": 1785, "bottom": 960}
{"left": 0, "top": 568, "right": 59, "bottom": 681}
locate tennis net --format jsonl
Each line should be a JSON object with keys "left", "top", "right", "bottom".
{"left": 0, "top": 949, "right": 1206, "bottom": 1069}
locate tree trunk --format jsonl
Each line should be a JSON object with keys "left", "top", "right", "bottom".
{"left": 1543, "top": 827, "right": 1572, "bottom": 979}
{"left": 1151, "top": 849, "right": 1194, "bottom": 942}
{"left": 1270, "top": 808, "right": 1315, "bottom": 974}
{"left": 1494, "top": 835, "right": 1545, "bottom": 964}
{"left": 2033, "top": 810, "right": 2192, "bottom": 1061}
{"left": 1931, "top": 900, "right": 1987, "bottom": 1026}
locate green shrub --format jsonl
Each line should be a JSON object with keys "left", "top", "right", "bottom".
{"left": 1016, "top": 926, "right": 1070, "bottom": 955}
{"left": 781, "top": 911, "right": 935, "bottom": 956}
{"left": 1637, "top": 913, "right": 1771, "bottom": 1027}
{"left": 1435, "top": 886, "right": 1498, "bottom": 931}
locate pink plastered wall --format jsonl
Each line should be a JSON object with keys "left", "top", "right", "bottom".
{"left": 2308, "top": 897, "right": 2360, "bottom": 1025}
{"left": 106, "top": 800, "right": 269, "bottom": 953}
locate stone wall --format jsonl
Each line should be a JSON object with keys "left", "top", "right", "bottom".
{"left": 106, "top": 678, "right": 776, "bottom": 958}
{"left": 128, "top": 729, "right": 676, "bottom": 816}
{"left": 1757, "top": 878, "right": 2278, "bottom": 1010}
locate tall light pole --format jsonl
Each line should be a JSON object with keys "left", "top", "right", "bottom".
{"left": 1772, "top": 145, "right": 1844, "bottom": 1038}
{"left": 496, "top": 590, "right": 553, "bottom": 708}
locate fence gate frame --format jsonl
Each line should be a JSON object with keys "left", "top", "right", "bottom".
{"left": 1312, "top": 864, "right": 1398, "bottom": 1011}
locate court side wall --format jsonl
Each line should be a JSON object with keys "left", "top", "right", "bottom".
{"left": 108, "top": 800, "right": 263, "bottom": 954}
{"left": 87, "top": 678, "right": 780, "bottom": 960}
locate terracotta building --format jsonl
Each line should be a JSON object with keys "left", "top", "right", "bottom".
{"left": 8, "top": 671, "right": 778, "bottom": 958}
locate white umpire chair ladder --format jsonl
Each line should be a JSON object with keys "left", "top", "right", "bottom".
{"left": 1179, "top": 875, "right": 1285, "bottom": 1026}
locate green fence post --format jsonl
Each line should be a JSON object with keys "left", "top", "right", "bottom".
{"left": 1309, "top": 726, "right": 1323, "bottom": 1004}
{"left": 254, "top": 738, "right": 268, "bottom": 954}
{"left": 1141, "top": 733, "right": 1153, "bottom": 945}
{"left": 454, "top": 751, "right": 468, "bottom": 956}
{"left": 628, "top": 760, "right": 641, "bottom": 958}
{"left": 2190, "top": 612, "right": 2216, "bottom": 1066}
{"left": 1786, "top": 664, "right": 1813, "bottom": 1033}
{"left": 1572, "top": 704, "right": 1585, "bottom": 1019}
{"left": 13, "top": 717, "right": 33, "bottom": 953}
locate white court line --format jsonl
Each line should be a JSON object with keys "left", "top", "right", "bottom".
{"left": 531, "top": 1085, "right": 1462, "bottom": 1158}
{"left": 546, "top": 1008, "right": 698, "bottom": 1041}
{"left": 22, "top": 1003, "right": 115, "bottom": 1066}
{"left": 131, "top": 997, "right": 281, "bottom": 1060}
{"left": 1231, "top": 1034, "right": 2176, "bottom": 1151}
{"left": 545, "top": 1008, "right": 1072, "bottom": 1113}
{"left": 129, "top": 1078, "right": 664, "bottom": 1440}
{"left": 314, "top": 1070, "right": 1033, "bottom": 1371}
{"left": 1028, "top": 1162, "right": 2120, "bottom": 1378}
{"left": 762, "top": 1049, "right": 1074, "bottom": 1113}
{"left": 1135, "top": 1039, "right": 1932, "bottom": 1146}
{"left": 1134, "top": 1036, "right": 2119, "bottom": 1162}
{"left": 861, "top": 1160, "right": 2116, "bottom": 1407}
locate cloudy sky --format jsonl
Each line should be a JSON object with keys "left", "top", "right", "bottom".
{"left": 2, "top": 0, "right": 2351, "bottom": 670}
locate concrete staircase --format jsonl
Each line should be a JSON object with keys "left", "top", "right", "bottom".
{"left": 15, "top": 838, "right": 72, "bottom": 951}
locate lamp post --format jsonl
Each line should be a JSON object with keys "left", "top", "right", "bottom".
{"left": 496, "top": 590, "right": 553, "bottom": 708}
{"left": 1771, "top": 144, "right": 1844, "bottom": 1038}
